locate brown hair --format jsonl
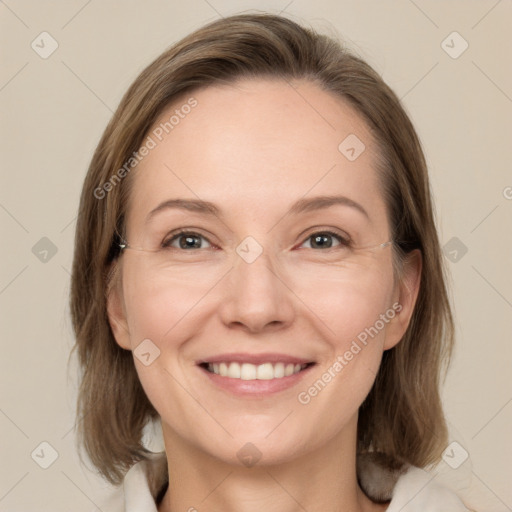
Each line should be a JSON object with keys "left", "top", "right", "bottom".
{"left": 70, "top": 12, "right": 454, "bottom": 487}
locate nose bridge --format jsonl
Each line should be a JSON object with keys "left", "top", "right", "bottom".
{"left": 218, "top": 236, "right": 294, "bottom": 331}
{"left": 235, "top": 243, "right": 279, "bottom": 291}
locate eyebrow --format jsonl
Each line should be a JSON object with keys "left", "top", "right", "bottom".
{"left": 145, "top": 194, "right": 369, "bottom": 224}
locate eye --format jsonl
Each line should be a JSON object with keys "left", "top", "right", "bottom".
{"left": 160, "top": 228, "right": 351, "bottom": 252}
{"left": 299, "top": 230, "right": 351, "bottom": 250}
{"left": 162, "top": 230, "right": 213, "bottom": 250}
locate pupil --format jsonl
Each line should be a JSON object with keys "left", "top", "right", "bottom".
{"left": 312, "top": 234, "right": 332, "bottom": 249}
{"left": 180, "top": 235, "right": 201, "bottom": 249}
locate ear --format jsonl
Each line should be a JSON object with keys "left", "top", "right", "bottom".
{"left": 106, "top": 262, "right": 132, "bottom": 350}
{"left": 383, "top": 249, "right": 422, "bottom": 351}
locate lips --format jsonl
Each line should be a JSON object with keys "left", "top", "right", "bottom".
{"left": 196, "top": 352, "right": 316, "bottom": 383}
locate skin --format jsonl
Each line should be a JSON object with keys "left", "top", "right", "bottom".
{"left": 107, "top": 78, "right": 421, "bottom": 512}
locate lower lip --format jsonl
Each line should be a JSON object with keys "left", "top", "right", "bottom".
{"left": 198, "top": 364, "right": 315, "bottom": 397}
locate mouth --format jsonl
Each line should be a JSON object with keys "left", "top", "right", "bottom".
{"left": 199, "top": 361, "right": 315, "bottom": 380}
{"left": 196, "top": 355, "right": 316, "bottom": 397}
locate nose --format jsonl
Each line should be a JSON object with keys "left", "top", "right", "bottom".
{"left": 217, "top": 245, "right": 295, "bottom": 334}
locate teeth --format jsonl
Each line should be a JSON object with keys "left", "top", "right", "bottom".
{"left": 256, "top": 363, "right": 274, "bottom": 380}
{"left": 206, "top": 361, "right": 308, "bottom": 380}
{"left": 241, "top": 363, "right": 257, "bottom": 380}
{"left": 273, "top": 362, "right": 285, "bottom": 378}
{"left": 285, "top": 363, "right": 295, "bottom": 377}
{"left": 219, "top": 362, "right": 228, "bottom": 377}
{"left": 227, "top": 362, "right": 241, "bottom": 378}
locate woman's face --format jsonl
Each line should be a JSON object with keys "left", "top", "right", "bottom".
{"left": 108, "top": 78, "right": 419, "bottom": 466}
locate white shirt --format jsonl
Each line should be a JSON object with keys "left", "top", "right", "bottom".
{"left": 109, "top": 452, "right": 474, "bottom": 512}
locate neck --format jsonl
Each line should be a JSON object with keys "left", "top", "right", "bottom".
{"left": 157, "top": 415, "right": 386, "bottom": 512}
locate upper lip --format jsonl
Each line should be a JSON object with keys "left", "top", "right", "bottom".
{"left": 196, "top": 353, "right": 315, "bottom": 366}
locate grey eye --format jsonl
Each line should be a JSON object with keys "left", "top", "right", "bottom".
{"left": 163, "top": 232, "right": 212, "bottom": 250}
{"left": 300, "top": 231, "right": 349, "bottom": 250}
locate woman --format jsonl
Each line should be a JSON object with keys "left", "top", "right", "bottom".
{"left": 70, "top": 13, "right": 475, "bottom": 512}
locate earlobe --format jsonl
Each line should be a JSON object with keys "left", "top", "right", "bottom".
{"left": 383, "top": 249, "right": 422, "bottom": 351}
{"left": 106, "top": 263, "right": 132, "bottom": 351}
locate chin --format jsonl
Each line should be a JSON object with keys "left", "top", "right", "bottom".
{"left": 210, "top": 431, "right": 312, "bottom": 468}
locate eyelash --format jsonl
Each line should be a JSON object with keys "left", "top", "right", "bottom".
{"left": 161, "top": 228, "right": 352, "bottom": 251}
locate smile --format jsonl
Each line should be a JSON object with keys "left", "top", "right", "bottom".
{"left": 203, "top": 361, "right": 313, "bottom": 380}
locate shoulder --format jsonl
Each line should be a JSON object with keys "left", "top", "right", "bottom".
{"left": 122, "top": 452, "right": 167, "bottom": 512}
{"left": 387, "top": 465, "right": 474, "bottom": 512}
{"left": 357, "top": 453, "right": 475, "bottom": 512}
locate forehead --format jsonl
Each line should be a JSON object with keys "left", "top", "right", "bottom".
{"left": 125, "top": 78, "right": 387, "bottom": 232}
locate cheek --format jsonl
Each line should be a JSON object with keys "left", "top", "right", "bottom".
{"left": 293, "top": 265, "right": 395, "bottom": 413}
{"left": 291, "top": 260, "right": 396, "bottom": 346}
{"left": 122, "top": 264, "right": 214, "bottom": 343}
{"left": 120, "top": 267, "right": 208, "bottom": 425}
{"left": 120, "top": 264, "right": 217, "bottom": 410}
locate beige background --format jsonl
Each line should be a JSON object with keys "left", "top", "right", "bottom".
{"left": 1, "top": 1, "right": 511, "bottom": 510}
